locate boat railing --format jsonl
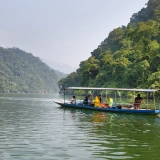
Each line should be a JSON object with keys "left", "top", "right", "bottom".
{"left": 113, "top": 102, "right": 158, "bottom": 110}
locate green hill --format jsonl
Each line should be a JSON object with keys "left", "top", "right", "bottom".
{"left": 0, "top": 47, "right": 64, "bottom": 93}
{"left": 58, "top": 0, "right": 160, "bottom": 92}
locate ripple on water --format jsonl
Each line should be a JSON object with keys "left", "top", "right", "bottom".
{"left": 1, "top": 94, "right": 160, "bottom": 159}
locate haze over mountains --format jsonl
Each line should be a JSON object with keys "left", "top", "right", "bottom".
{"left": 42, "top": 59, "right": 78, "bottom": 74}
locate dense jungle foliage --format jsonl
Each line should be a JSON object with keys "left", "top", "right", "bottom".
{"left": 58, "top": 0, "right": 160, "bottom": 95}
{"left": 0, "top": 47, "right": 66, "bottom": 93}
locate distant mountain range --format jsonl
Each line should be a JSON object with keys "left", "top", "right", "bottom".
{"left": 42, "top": 59, "right": 78, "bottom": 74}
{"left": 0, "top": 47, "right": 67, "bottom": 93}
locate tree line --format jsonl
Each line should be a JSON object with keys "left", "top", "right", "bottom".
{"left": 0, "top": 47, "right": 66, "bottom": 93}
{"left": 58, "top": 0, "right": 160, "bottom": 97}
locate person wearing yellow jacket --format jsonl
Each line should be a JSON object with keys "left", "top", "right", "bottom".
{"left": 107, "top": 96, "right": 113, "bottom": 107}
{"left": 93, "top": 96, "right": 101, "bottom": 107}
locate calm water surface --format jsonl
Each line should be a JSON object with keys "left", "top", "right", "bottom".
{"left": 0, "top": 93, "right": 160, "bottom": 160}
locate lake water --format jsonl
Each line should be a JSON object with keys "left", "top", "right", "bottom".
{"left": 0, "top": 93, "right": 160, "bottom": 160}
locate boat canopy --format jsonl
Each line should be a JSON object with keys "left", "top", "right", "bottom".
{"left": 64, "top": 87, "right": 159, "bottom": 93}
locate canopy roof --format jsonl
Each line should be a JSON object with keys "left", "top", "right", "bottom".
{"left": 64, "top": 87, "right": 159, "bottom": 93}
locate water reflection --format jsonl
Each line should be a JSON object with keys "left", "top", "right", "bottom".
{"left": 0, "top": 94, "right": 160, "bottom": 160}
{"left": 62, "top": 107, "right": 160, "bottom": 159}
{"left": 93, "top": 112, "right": 106, "bottom": 123}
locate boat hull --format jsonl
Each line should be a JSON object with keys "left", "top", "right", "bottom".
{"left": 54, "top": 101, "right": 160, "bottom": 115}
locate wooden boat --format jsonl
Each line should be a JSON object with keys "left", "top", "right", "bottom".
{"left": 54, "top": 87, "right": 160, "bottom": 115}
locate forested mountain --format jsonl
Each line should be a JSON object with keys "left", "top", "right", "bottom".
{"left": 0, "top": 47, "right": 65, "bottom": 93}
{"left": 58, "top": 0, "right": 160, "bottom": 93}
{"left": 54, "top": 70, "right": 68, "bottom": 80}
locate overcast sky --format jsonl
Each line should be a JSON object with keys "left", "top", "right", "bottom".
{"left": 0, "top": 0, "right": 148, "bottom": 70}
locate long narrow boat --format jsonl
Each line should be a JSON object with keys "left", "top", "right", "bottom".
{"left": 54, "top": 87, "right": 160, "bottom": 115}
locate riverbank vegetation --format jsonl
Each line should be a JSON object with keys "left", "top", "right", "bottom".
{"left": 58, "top": 0, "right": 160, "bottom": 96}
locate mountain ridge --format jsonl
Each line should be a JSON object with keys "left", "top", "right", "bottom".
{"left": 58, "top": 0, "right": 160, "bottom": 95}
{"left": 0, "top": 47, "right": 66, "bottom": 93}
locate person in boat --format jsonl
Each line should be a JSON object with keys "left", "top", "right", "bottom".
{"left": 99, "top": 94, "right": 107, "bottom": 108}
{"left": 83, "top": 96, "right": 88, "bottom": 105}
{"left": 93, "top": 96, "right": 101, "bottom": 107}
{"left": 88, "top": 94, "right": 92, "bottom": 105}
{"left": 70, "top": 96, "right": 76, "bottom": 104}
{"left": 134, "top": 94, "right": 144, "bottom": 109}
{"left": 99, "top": 94, "right": 103, "bottom": 103}
{"left": 107, "top": 96, "right": 113, "bottom": 107}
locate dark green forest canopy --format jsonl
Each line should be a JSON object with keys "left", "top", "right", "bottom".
{"left": 58, "top": 0, "right": 160, "bottom": 93}
{"left": 0, "top": 47, "right": 65, "bottom": 93}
